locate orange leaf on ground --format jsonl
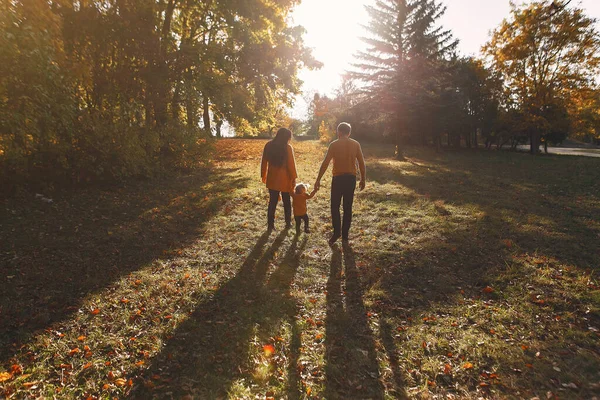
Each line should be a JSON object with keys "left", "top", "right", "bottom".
{"left": 83, "top": 362, "right": 92, "bottom": 370}
{"left": 444, "top": 363, "right": 452, "bottom": 375}
{"left": 10, "top": 364, "right": 22, "bottom": 375}
{"left": 263, "top": 344, "right": 275, "bottom": 356}
{"left": 78, "top": 335, "right": 86, "bottom": 341}
{"left": 463, "top": 362, "right": 474, "bottom": 369}
{"left": 0, "top": 372, "right": 13, "bottom": 382}
{"left": 115, "top": 378, "right": 127, "bottom": 387}
{"left": 68, "top": 348, "right": 80, "bottom": 356}
{"left": 482, "top": 286, "right": 494, "bottom": 293}
{"left": 91, "top": 308, "right": 100, "bottom": 315}
{"left": 480, "top": 382, "right": 490, "bottom": 387}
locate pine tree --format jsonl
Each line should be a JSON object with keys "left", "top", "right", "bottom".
{"left": 352, "top": 0, "right": 457, "bottom": 158}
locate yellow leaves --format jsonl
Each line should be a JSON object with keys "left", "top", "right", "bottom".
{"left": 0, "top": 371, "right": 13, "bottom": 382}
{"left": 114, "top": 378, "right": 127, "bottom": 387}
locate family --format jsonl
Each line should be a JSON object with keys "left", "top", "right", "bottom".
{"left": 260, "top": 122, "right": 366, "bottom": 245}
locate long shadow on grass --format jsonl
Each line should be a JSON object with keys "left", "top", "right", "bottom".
{"left": 0, "top": 168, "right": 246, "bottom": 366}
{"left": 130, "top": 232, "right": 307, "bottom": 399}
{"left": 354, "top": 152, "right": 599, "bottom": 396}
{"left": 367, "top": 154, "right": 599, "bottom": 269}
{"left": 324, "top": 243, "right": 385, "bottom": 399}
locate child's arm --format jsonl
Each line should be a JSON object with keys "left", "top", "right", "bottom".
{"left": 306, "top": 189, "right": 318, "bottom": 199}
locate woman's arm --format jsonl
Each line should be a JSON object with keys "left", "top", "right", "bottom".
{"left": 260, "top": 144, "right": 268, "bottom": 183}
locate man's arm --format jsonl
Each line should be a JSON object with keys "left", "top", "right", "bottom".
{"left": 357, "top": 143, "right": 366, "bottom": 191}
{"left": 314, "top": 146, "right": 333, "bottom": 190}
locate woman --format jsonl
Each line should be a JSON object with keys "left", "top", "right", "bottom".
{"left": 260, "top": 128, "right": 297, "bottom": 230}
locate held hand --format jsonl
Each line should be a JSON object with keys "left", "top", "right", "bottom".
{"left": 314, "top": 180, "right": 320, "bottom": 191}
{"left": 359, "top": 180, "right": 366, "bottom": 191}
{"left": 261, "top": 176, "right": 266, "bottom": 184}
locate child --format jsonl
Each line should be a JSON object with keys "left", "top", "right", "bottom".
{"left": 291, "top": 183, "right": 318, "bottom": 234}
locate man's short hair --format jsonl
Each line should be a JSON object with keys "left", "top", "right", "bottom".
{"left": 337, "top": 122, "right": 351, "bottom": 136}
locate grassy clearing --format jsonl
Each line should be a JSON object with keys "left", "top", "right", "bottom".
{"left": 1, "top": 139, "right": 599, "bottom": 399}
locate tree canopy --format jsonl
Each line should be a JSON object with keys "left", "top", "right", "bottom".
{"left": 0, "top": 0, "right": 319, "bottom": 187}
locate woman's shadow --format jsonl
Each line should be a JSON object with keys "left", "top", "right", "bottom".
{"left": 130, "top": 230, "right": 307, "bottom": 399}
{"left": 325, "top": 243, "right": 385, "bottom": 399}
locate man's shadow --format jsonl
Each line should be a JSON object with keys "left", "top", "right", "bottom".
{"left": 324, "top": 243, "right": 385, "bottom": 399}
{"left": 130, "top": 231, "right": 307, "bottom": 399}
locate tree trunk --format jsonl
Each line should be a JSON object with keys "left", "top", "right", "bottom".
{"left": 215, "top": 119, "right": 223, "bottom": 138}
{"left": 202, "top": 94, "right": 211, "bottom": 136}
{"left": 395, "top": 130, "right": 404, "bottom": 160}
{"left": 530, "top": 131, "right": 540, "bottom": 155}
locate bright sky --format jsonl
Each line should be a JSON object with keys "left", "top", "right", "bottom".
{"left": 289, "top": 0, "right": 600, "bottom": 119}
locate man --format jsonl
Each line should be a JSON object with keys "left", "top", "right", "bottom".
{"left": 314, "top": 122, "right": 366, "bottom": 245}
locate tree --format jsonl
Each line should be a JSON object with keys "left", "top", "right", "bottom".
{"left": 0, "top": 0, "right": 318, "bottom": 186}
{"left": 351, "top": 0, "right": 457, "bottom": 158}
{"left": 483, "top": 0, "right": 600, "bottom": 154}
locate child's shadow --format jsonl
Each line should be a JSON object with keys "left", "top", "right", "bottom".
{"left": 324, "top": 243, "right": 385, "bottom": 399}
{"left": 130, "top": 231, "right": 307, "bottom": 399}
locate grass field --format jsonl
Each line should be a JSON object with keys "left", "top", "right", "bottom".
{"left": 1, "top": 139, "right": 599, "bottom": 399}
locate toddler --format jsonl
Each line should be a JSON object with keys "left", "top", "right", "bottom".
{"left": 291, "top": 183, "right": 318, "bottom": 234}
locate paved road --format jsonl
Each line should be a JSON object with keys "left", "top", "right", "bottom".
{"left": 516, "top": 145, "right": 600, "bottom": 158}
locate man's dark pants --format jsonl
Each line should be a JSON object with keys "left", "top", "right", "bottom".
{"left": 268, "top": 190, "right": 291, "bottom": 227}
{"left": 331, "top": 174, "right": 356, "bottom": 239}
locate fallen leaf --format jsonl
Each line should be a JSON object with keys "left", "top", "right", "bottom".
{"left": 482, "top": 286, "right": 494, "bottom": 293}
{"left": 78, "top": 335, "right": 86, "bottom": 341}
{"left": 0, "top": 372, "right": 12, "bottom": 382}
{"left": 115, "top": 378, "right": 127, "bottom": 387}
{"left": 10, "top": 364, "right": 22, "bottom": 375}
{"left": 91, "top": 308, "right": 100, "bottom": 315}
{"left": 68, "top": 348, "right": 80, "bottom": 356}
{"left": 83, "top": 362, "right": 92, "bottom": 370}
{"left": 444, "top": 363, "right": 452, "bottom": 375}
{"left": 463, "top": 362, "right": 474, "bottom": 369}
{"left": 263, "top": 344, "right": 275, "bottom": 356}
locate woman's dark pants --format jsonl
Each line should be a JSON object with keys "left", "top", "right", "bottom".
{"left": 331, "top": 174, "right": 356, "bottom": 239}
{"left": 268, "top": 190, "right": 291, "bottom": 227}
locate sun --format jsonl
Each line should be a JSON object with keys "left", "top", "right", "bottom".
{"left": 290, "top": 0, "right": 371, "bottom": 99}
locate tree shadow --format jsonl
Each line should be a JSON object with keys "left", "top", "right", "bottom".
{"left": 0, "top": 168, "right": 246, "bottom": 365}
{"left": 129, "top": 232, "right": 308, "bottom": 399}
{"left": 324, "top": 243, "right": 385, "bottom": 399}
{"left": 367, "top": 156, "right": 599, "bottom": 269}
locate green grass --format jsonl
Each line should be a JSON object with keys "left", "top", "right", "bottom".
{"left": 1, "top": 139, "right": 599, "bottom": 399}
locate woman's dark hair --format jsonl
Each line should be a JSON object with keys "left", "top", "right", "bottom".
{"left": 265, "top": 128, "right": 292, "bottom": 167}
